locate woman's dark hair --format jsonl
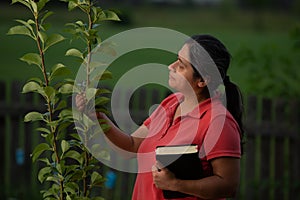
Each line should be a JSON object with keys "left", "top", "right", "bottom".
{"left": 186, "top": 34, "right": 244, "bottom": 153}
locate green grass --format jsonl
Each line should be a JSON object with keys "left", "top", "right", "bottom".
{"left": 1, "top": 3, "right": 300, "bottom": 97}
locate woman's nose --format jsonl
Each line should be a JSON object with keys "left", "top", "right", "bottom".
{"left": 168, "top": 61, "right": 176, "bottom": 71}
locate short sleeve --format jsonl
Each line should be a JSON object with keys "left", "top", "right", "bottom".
{"left": 143, "top": 117, "right": 151, "bottom": 128}
{"left": 203, "top": 115, "right": 241, "bottom": 161}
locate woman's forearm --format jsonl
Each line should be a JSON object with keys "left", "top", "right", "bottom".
{"left": 173, "top": 174, "right": 238, "bottom": 199}
{"left": 153, "top": 157, "right": 240, "bottom": 199}
{"left": 98, "top": 112, "right": 146, "bottom": 157}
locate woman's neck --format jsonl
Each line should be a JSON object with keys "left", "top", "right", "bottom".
{"left": 181, "top": 91, "right": 208, "bottom": 107}
{"left": 174, "top": 93, "right": 208, "bottom": 119}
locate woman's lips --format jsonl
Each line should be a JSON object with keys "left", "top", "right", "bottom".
{"left": 169, "top": 73, "right": 175, "bottom": 80}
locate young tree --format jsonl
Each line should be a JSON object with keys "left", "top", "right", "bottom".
{"left": 8, "top": 0, "right": 119, "bottom": 199}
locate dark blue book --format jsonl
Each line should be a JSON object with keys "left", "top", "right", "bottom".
{"left": 155, "top": 144, "right": 203, "bottom": 199}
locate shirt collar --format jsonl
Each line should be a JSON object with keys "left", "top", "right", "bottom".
{"left": 165, "top": 92, "right": 222, "bottom": 119}
{"left": 166, "top": 93, "right": 184, "bottom": 117}
{"left": 187, "top": 97, "right": 212, "bottom": 119}
{"left": 174, "top": 93, "right": 222, "bottom": 119}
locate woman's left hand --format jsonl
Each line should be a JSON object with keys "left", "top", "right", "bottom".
{"left": 152, "top": 162, "right": 177, "bottom": 191}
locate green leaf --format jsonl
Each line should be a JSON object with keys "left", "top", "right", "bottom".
{"left": 7, "top": 25, "right": 34, "bottom": 39}
{"left": 51, "top": 152, "right": 56, "bottom": 164}
{"left": 91, "top": 70, "right": 113, "bottom": 82}
{"left": 30, "top": 0, "right": 38, "bottom": 13}
{"left": 87, "top": 29, "right": 98, "bottom": 39}
{"left": 75, "top": 20, "right": 85, "bottom": 27}
{"left": 15, "top": 19, "right": 34, "bottom": 33}
{"left": 91, "top": 6, "right": 100, "bottom": 23}
{"left": 42, "top": 184, "right": 60, "bottom": 198}
{"left": 96, "top": 41, "right": 117, "bottom": 56}
{"left": 27, "top": 19, "right": 35, "bottom": 25}
{"left": 69, "top": 133, "right": 81, "bottom": 141}
{"left": 72, "top": 110, "right": 82, "bottom": 122}
{"left": 20, "top": 53, "right": 42, "bottom": 67}
{"left": 100, "top": 70, "right": 113, "bottom": 80}
{"left": 44, "top": 34, "right": 65, "bottom": 52}
{"left": 83, "top": 114, "right": 96, "bottom": 127}
{"left": 63, "top": 150, "right": 83, "bottom": 164}
{"left": 55, "top": 100, "right": 67, "bottom": 111}
{"left": 38, "top": 158, "right": 51, "bottom": 165}
{"left": 57, "top": 122, "right": 73, "bottom": 136}
{"left": 41, "top": 11, "right": 54, "bottom": 24}
{"left": 37, "top": 0, "right": 49, "bottom": 11}
{"left": 61, "top": 140, "right": 70, "bottom": 154}
{"left": 45, "top": 176, "right": 60, "bottom": 184}
{"left": 37, "top": 31, "right": 47, "bottom": 45}
{"left": 98, "top": 10, "right": 120, "bottom": 22}
{"left": 65, "top": 48, "right": 83, "bottom": 59}
{"left": 24, "top": 111, "right": 44, "bottom": 122}
{"left": 65, "top": 166, "right": 80, "bottom": 177}
{"left": 36, "top": 127, "right": 51, "bottom": 134}
{"left": 47, "top": 120, "right": 60, "bottom": 128}
{"left": 40, "top": 23, "right": 51, "bottom": 31}
{"left": 96, "top": 88, "right": 111, "bottom": 95}
{"left": 91, "top": 171, "right": 103, "bottom": 185}
{"left": 12, "top": 0, "right": 32, "bottom": 11}
{"left": 95, "top": 97, "right": 110, "bottom": 106}
{"left": 11, "top": 0, "right": 20, "bottom": 4}
{"left": 59, "top": 83, "right": 74, "bottom": 94}
{"left": 68, "top": 1, "right": 78, "bottom": 11}
{"left": 49, "top": 63, "right": 71, "bottom": 82}
{"left": 38, "top": 166, "right": 52, "bottom": 183}
{"left": 58, "top": 109, "right": 73, "bottom": 120}
{"left": 89, "top": 61, "right": 107, "bottom": 70}
{"left": 44, "top": 132, "right": 54, "bottom": 145}
{"left": 22, "top": 81, "right": 42, "bottom": 93}
{"left": 27, "top": 77, "right": 43, "bottom": 85}
{"left": 36, "top": 89, "right": 47, "bottom": 100}
{"left": 98, "top": 149, "right": 110, "bottom": 161}
{"left": 44, "top": 86, "right": 56, "bottom": 102}
{"left": 86, "top": 88, "right": 97, "bottom": 102}
{"left": 31, "top": 143, "right": 52, "bottom": 163}
{"left": 64, "top": 182, "right": 79, "bottom": 195}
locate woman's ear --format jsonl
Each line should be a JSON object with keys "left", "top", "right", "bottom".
{"left": 197, "top": 76, "right": 210, "bottom": 88}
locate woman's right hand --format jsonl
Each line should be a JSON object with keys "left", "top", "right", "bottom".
{"left": 75, "top": 92, "right": 87, "bottom": 112}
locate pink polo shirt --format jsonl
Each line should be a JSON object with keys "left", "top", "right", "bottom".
{"left": 132, "top": 93, "right": 241, "bottom": 200}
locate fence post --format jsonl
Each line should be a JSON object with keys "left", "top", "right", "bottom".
{"left": 243, "top": 95, "right": 258, "bottom": 200}
{"left": 260, "top": 98, "right": 273, "bottom": 199}
{"left": 0, "top": 81, "right": 6, "bottom": 199}
{"left": 10, "top": 81, "right": 26, "bottom": 199}
{"left": 288, "top": 99, "right": 300, "bottom": 199}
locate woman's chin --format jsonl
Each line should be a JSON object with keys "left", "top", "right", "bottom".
{"left": 168, "top": 80, "right": 175, "bottom": 88}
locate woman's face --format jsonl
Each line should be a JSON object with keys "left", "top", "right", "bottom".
{"left": 168, "top": 44, "right": 200, "bottom": 93}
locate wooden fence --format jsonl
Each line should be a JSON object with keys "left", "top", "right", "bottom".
{"left": 0, "top": 80, "right": 299, "bottom": 200}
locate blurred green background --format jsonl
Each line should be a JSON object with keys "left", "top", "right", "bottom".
{"left": 1, "top": 0, "right": 300, "bottom": 98}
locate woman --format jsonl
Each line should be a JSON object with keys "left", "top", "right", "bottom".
{"left": 76, "top": 34, "right": 244, "bottom": 200}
